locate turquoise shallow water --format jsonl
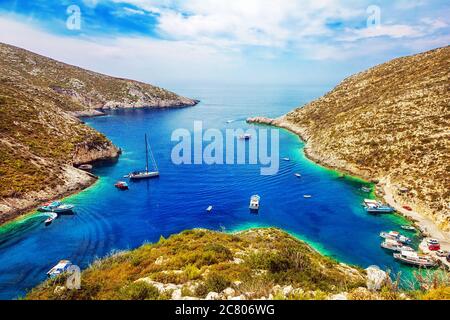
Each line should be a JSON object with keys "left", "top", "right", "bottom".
{"left": 0, "top": 85, "right": 420, "bottom": 299}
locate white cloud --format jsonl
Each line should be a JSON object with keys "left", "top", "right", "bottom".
{"left": 117, "top": 0, "right": 363, "bottom": 48}
{"left": 114, "top": 0, "right": 448, "bottom": 56}
{"left": 82, "top": 0, "right": 101, "bottom": 8}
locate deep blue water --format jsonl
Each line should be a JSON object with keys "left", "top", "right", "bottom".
{"left": 0, "top": 85, "right": 419, "bottom": 299}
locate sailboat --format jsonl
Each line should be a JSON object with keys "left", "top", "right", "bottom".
{"left": 126, "top": 134, "right": 159, "bottom": 180}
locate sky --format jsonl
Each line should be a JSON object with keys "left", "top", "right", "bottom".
{"left": 0, "top": 0, "right": 448, "bottom": 88}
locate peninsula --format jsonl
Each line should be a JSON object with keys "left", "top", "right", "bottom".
{"left": 248, "top": 46, "right": 450, "bottom": 243}
{"left": 0, "top": 43, "right": 198, "bottom": 225}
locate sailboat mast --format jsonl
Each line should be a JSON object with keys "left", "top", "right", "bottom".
{"left": 145, "top": 134, "right": 149, "bottom": 173}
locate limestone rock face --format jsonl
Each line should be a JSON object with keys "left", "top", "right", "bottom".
{"left": 205, "top": 292, "right": 220, "bottom": 300}
{"left": 366, "top": 266, "right": 388, "bottom": 291}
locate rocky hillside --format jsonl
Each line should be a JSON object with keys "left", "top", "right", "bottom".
{"left": 0, "top": 43, "right": 198, "bottom": 115}
{"left": 0, "top": 43, "right": 197, "bottom": 224}
{"left": 252, "top": 46, "right": 450, "bottom": 231}
{"left": 26, "top": 228, "right": 449, "bottom": 300}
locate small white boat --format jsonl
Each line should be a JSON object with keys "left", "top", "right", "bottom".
{"left": 44, "top": 212, "right": 58, "bottom": 226}
{"left": 393, "top": 251, "right": 437, "bottom": 268}
{"left": 401, "top": 225, "right": 416, "bottom": 231}
{"left": 361, "top": 186, "right": 371, "bottom": 193}
{"left": 239, "top": 134, "right": 252, "bottom": 140}
{"left": 226, "top": 120, "right": 234, "bottom": 124}
{"left": 363, "top": 199, "right": 394, "bottom": 214}
{"left": 249, "top": 195, "right": 260, "bottom": 211}
{"left": 47, "top": 260, "right": 73, "bottom": 278}
{"left": 294, "top": 173, "right": 301, "bottom": 178}
{"left": 282, "top": 157, "right": 290, "bottom": 161}
{"left": 303, "top": 195, "right": 312, "bottom": 198}
{"left": 39, "top": 201, "right": 74, "bottom": 214}
{"left": 206, "top": 205, "right": 213, "bottom": 212}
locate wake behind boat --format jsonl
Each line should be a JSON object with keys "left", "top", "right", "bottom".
{"left": 126, "top": 134, "right": 160, "bottom": 180}
{"left": 44, "top": 212, "right": 58, "bottom": 226}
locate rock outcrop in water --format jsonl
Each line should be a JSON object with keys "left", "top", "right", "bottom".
{"left": 249, "top": 46, "right": 450, "bottom": 233}
{"left": 0, "top": 42, "right": 198, "bottom": 224}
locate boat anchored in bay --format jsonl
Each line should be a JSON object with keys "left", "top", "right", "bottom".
{"left": 393, "top": 251, "right": 437, "bottom": 268}
{"left": 38, "top": 201, "right": 74, "bottom": 214}
{"left": 363, "top": 199, "right": 394, "bottom": 214}
{"left": 249, "top": 195, "right": 260, "bottom": 212}
{"left": 380, "top": 231, "right": 411, "bottom": 245}
{"left": 381, "top": 239, "right": 414, "bottom": 252}
{"left": 126, "top": 134, "right": 160, "bottom": 180}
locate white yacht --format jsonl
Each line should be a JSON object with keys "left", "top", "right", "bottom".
{"left": 249, "top": 195, "right": 260, "bottom": 211}
{"left": 393, "top": 251, "right": 437, "bottom": 268}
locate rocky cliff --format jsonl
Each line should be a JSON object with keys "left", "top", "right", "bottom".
{"left": 250, "top": 46, "right": 450, "bottom": 232}
{"left": 0, "top": 42, "right": 197, "bottom": 224}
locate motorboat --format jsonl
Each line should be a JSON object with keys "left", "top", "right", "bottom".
{"left": 381, "top": 239, "right": 414, "bottom": 252}
{"left": 294, "top": 173, "right": 301, "bottom": 178}
{"left": 206, "top": 205, "right": 213, "bottom": 212}
{"left": 47, "top": 260, "right": 74, "bottom": 278}
{"left": 393, "top": 251, "right": 437, "bottom": 268}
{"left": 363, "top": 199, "right": 394, "bottom": 214}
{"left": 239, "top": 134, "right": 252, "bottom": 140}
{"left": 44, "top": 212, "right": 58, "bottom": 226}
{"left": 401, "top": 225, "right": 416, "bottom": 231}
{"left": 53, "top": 204, "right": 75, "bottom": 214}
{"left": 380, "top": 231, "right": 411, "bottom": 244}
{"left": 38, "top": 201, "right": 61, "bottom": 212}
{"left": 115, "top": 181, "right": 129, "bottom": 190}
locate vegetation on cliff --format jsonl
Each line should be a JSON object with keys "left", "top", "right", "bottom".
{"left": 25, "top": 228, "right": 449, "bottom": 300}
{"left": 283, "top": 46, "right": 449, "bottom": 230}
{"left": 0, "top": 42, "right": 197, "bottom": 223}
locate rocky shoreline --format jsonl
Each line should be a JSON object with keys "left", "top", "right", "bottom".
{"left": 247, "top": 116, "right": 450, "bottom": 244}
{"left": 70, "top": 100, "right": 200, "bottom": 118}
{"left": 0, "top": 142, "right": 121, "bottom": 226}
{"left": 0, "top": 42, "right": 201, "bottom": 227}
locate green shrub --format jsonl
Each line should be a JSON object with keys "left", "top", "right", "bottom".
{"left": 119, "top": 281, "right": 160, "bottom": 300}
{"left": 184, "top": 264, "right": 202, "bottom": 280}
{"left": 205, "top": 272, "right": 231, "bottom": 293}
